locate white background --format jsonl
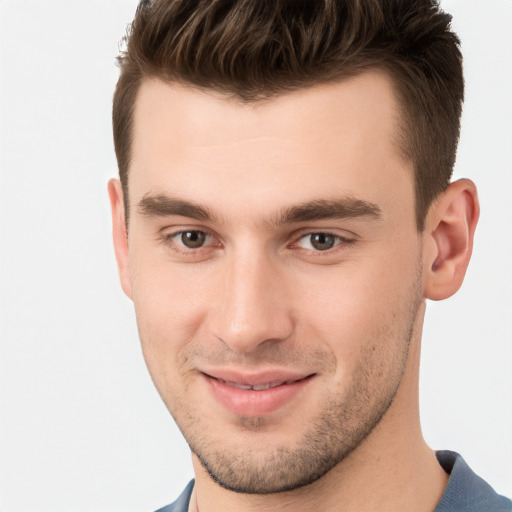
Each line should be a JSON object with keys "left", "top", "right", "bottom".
{"left": 0, "top": 1, "right": 510, "bottom": 511}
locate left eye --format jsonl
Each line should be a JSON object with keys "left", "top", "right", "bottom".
{"left": 297, "top": 233, "right": 344, "bottom": 251}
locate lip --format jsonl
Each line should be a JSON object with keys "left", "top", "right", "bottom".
{"left": 201, "top": 368, "right": 315, "bottom": 417}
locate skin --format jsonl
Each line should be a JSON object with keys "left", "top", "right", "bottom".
{"left": 109, "top": 70, "right": 479, "bottom": 512}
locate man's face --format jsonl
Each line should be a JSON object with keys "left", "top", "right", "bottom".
{"left": 121, "top": 71, "right": 425, "bottom": 493}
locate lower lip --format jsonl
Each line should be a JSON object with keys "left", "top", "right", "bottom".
{"left": 204, "top": 374, "right": 314, "bottom": 417}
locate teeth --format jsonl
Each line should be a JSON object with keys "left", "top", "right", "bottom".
{"left": 228, "top": 381, "right": 253, "bottom": 390}
{"left": 221, "top": 379, "right": 287, "bottom": 390}
{"left": 252, "top": 383, "right": 272, "bottom": 390}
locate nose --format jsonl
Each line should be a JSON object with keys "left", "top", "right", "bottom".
{"left": 210, "top": 249, "right": 294, "bottom": 354}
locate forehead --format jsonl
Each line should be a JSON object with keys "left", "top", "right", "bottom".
{"left": 129, "top": 71, "right": 414, "bottom": 225}
{"left": 131, "top": 70, "right": 402, "bottom": 153}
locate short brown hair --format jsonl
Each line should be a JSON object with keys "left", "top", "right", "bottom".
{"left": 113, "top": 0, "right": 463, "bottom": 231}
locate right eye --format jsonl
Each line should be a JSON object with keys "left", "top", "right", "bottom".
{"left": 175, "top": 230, "right": 209, "bottom": 249}
{"left": 162, "top": 229, "right": 215, "bottom": 251}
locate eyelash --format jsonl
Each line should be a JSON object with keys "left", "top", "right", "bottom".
{"left": 159, "top": 229, "right": 356, "bottom": 257}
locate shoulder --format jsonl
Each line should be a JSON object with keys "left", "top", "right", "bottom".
{"left": 435, "top": 451, "right": 511, "bottom": 512}
{"left": 154, "top": 480, "right": 194, "bottom": 512}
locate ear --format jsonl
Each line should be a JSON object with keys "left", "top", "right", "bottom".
{"left": 423, "top": 179, "right": 479, "bottom": 301}
{"left": 108, "top": 178, "right": 133, "bottom": 299}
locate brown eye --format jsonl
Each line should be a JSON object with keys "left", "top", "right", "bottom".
{"left": 309, "top": 233, "right": 336, "bottom": 251}
{"left": 180, "top": 230, "right": 207, "bottom": 248}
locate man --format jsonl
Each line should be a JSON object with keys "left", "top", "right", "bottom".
{"left": 108, "top": 1, "right": 511, "bottom": 511}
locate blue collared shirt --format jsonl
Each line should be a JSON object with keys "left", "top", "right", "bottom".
{"left": 155, "top": 451, "right": 512, "bottom": 512}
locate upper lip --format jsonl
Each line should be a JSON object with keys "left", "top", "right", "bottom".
{"left": 201, "top": 368, "right": 314, "bottom": 387}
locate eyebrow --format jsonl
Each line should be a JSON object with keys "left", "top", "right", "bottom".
{"left": 275, "top": 198, "right": 382, "bottom": 225}
{"left": 138, "top": 194, "right": 218, "bottom": 222}
{"left": 137, "top": 193, "right": 382, "bottom": 225}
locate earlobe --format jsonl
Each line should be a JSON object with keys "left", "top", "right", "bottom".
{"left": 107, "top": 178, "right": 133, "bottom": 300}
{"left": 424, "top": 179, "right": 479, "bottom": 301}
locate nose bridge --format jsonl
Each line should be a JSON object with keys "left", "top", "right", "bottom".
{"left": 212, "top": 243, "right": 293, "bottom": 353}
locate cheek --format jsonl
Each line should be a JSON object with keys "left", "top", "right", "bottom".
{"left": 293, "top": 249, "right": 420, "bottom": 370}
{"left": 129, "top": 249, "right": 214, "bottom": 387}
{"left": 130, "top": 237, "right": 213, "bottom": 326}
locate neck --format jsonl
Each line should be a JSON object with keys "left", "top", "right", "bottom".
{"left": 190, "top": 302, "right": 448, "bottom": 512}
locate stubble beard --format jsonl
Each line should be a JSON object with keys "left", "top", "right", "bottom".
{"left": 147, "top": 261, "right": 424, "bottom": 495}
{"left": 193, "top": 385, "right": 404, "bottom": 495}
{"left": 171, "top": 295, "right": 421, "bottom": 495}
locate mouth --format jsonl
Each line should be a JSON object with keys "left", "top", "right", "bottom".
{"left": 201, "top": 370, "right": 316, "bottom": 417}
{"left": 214, "top": 377, "right": 308, "bottom": 391}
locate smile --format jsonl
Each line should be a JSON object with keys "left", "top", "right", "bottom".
{"left": 202, "top": 371, "right": 315, "bottom": 417}
{"left": 216, "top": 378, "right": 303, "bottom": 391}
